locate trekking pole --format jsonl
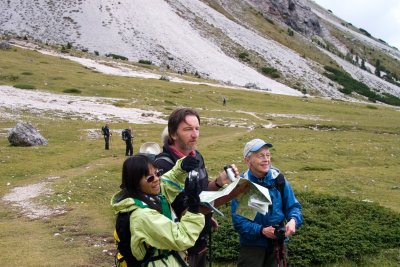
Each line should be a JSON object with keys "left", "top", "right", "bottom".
{"left": 209, "top": 230, "right": 212, "bottom": 267}
{"left": 274, "top": 240, "right": 287, "bottom": 267}
{"left": 281, "top": 241, "right": 287, "bottom": 267}
{"left": 275, "top": 240, "right": 281, "bottom": 267}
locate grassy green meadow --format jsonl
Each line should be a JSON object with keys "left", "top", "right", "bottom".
{"left": 1, "top": 46, "right": 399, "bottom": 266}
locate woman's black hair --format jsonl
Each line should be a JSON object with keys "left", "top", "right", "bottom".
{"left": 121, "top": 155, "right": 153, "bottom": 191}
{"left": 120, "top": 155, "right": 161, "bottom": 211}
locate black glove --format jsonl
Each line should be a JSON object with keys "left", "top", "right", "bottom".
{"left": 184, "top": 174, "right": 201, "bottom": 213}
{"left": 181, "top": 156, "right": 200, "bottom": 173}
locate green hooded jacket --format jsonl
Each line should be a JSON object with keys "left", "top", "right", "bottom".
{"left": 111, "top": 158, "right": 205, "bottom": 266}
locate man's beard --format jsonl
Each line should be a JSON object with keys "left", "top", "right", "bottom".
{"left": 177, "top": 138, "right": 196, "bottom": 152}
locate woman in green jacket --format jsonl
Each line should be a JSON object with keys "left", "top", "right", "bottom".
{"left": 111, "top": 154, "right": 204, "bottom": 267}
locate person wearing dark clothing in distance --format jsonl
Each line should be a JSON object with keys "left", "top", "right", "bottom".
{"left": 102, "top": 124, "right": 111, "bottom": 150}
{"left": 124, "top": 127, "right": 133, "bottom": 156}
{"left": 154, "top": 107, "right": 237, "bottom": 267}
{"left": 231, "top": 138, "right": 303, "bottom": 267}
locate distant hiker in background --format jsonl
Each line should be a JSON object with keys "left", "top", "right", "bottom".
{"left": 101, "top": 124, "right": 111, "bottom": 150}
{"left": 122, "top": 127, "right": 133, "bottom": 156}
{"left": 223, "top": 97, "right": 227, "bottom": 106}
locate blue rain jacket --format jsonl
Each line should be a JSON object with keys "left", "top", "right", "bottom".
{"left": 231, "top": 166, "right": 303, "bottom": 247}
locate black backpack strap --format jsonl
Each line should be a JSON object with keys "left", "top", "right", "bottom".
{"left": 141, "top": 249, "right": 188, "bottom": 267}
{"left": 171, "top": 251, "right": 189, "bottom": 267}
{"left": 264, "top": 172, "right": 286, "bottom": 214}
{"left": 275, "top": 173, "right": 286, "bottom": 213}
{"left": 275, "top": 173, "right": 285, "bottom": 197}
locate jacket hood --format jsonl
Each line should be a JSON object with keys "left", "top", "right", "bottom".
{"left": 111, "top": 191, "right": 138, "bottom": 214}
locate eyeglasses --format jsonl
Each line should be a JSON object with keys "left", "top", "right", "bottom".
{"left": 145, "top": 169, "right": 163, "bottom": 183}
{"left": 254, "top": 153, "right": 271, "bottom": 159}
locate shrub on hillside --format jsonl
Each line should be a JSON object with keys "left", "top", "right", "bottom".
{"left": 106, "top": 53, "right": 128, "bottom": 61}
{"left": 323, "top": 66, "right": 400, "bottom": 106}
{"left": 238, "top": 51, "right": 250, "bottom": 61}
{"left": 289, "top": 192, "right": 400, "bottom": 266}
{"left": 210, "top": 192, "right": 400, "bottom": 267}
{"left": 359, "top": 28, "right": 371, "bottom": 37}
{"left": 138, "top": 59, "right": 152, "bottom": 65}
{"left": 381, "top": 93, "right": 400, "bottom": 106}
{"left": 63, "top": 88, "right": 82, "bottom": 94}
{"left": 60, "top": 45, "right": 68, "bottom": 53}
{"left": 260, "top": 67, "right": 280, "bottom": 78}
{"left": 209, "top": 207, "right": 240, "bottom": 261}
{"left": 14, "top": 84, "right": 35, "bottom": 90}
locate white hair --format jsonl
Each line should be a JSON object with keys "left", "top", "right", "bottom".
{"left": 161, "top": 126, "right": 169, "bottom": 145}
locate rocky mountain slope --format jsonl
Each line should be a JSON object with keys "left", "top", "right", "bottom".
{"left": 1, "top": 0, "right": 399, "bottom": 102}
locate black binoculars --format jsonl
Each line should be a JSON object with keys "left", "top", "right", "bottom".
{"left": 274, "top": 225, "right": 286, "bottom": 240}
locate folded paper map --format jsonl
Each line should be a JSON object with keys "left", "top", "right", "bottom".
{"left": 199, "top": 176, "right": 272, "bottom": 219}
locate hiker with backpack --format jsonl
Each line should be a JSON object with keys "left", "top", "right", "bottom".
{"left": 122, "top": 127, "right": 133, "bottom": 156}
{"left": 111, "top": 154, "right": 204, "bottom": 267}
{"left": 154, "top": 108, "right": 237, "bottom": 267}
{"left": 102, "top": 123, "right": 112, "bottom": 150}
{"left": 231, "top": 138, "right": 303, "bottom": 267}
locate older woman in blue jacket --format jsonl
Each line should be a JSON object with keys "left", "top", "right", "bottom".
{"left": 231, "top": 139, "right": 303, "bottom": 267}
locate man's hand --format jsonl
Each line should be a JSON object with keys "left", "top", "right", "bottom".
{"left": 211, "top": 217, "right": 219, "bottom": 231}
{"left": 217, "top": 164, "right": 240, "bottom": 186}
{"left": 181, "top": 156, "right": 200, "bottom": 173}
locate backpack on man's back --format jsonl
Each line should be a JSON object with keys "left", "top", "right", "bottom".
{"left": 121, "top": 129, "right": 129, "bottom": 141}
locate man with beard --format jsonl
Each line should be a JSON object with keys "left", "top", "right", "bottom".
{"left": 155, "top": 107, "right": 236, "bottom": 267}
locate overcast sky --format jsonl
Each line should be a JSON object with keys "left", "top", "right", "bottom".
{"left": 313, "top": 0, "right": 400, "bottom": 49}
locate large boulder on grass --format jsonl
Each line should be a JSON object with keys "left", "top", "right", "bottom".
{"left": 0, "top": 41, "right": 11, "bottom": 50}
{"left": 7, "top": 122, "right": 48, "bottom": 146}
